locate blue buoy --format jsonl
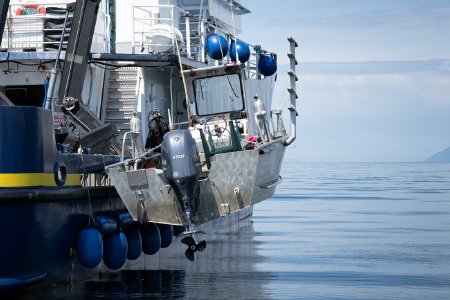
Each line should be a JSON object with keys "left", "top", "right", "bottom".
{"left": 77, "top": 227, "right": 103, "bottom": 268}
{"left": 258, "top": 54, "right": 277, "bottom": 76}
{"left": 103, "top": 232, "right": 127, "bottom": 270}
{"left": 173, "top": 225, "right": 187, "bottom": 237}
{"left": 123, "top": 223, "right": 142, "bottom": 260}
{"left": 205, "top": 33, "right": 228, "bottom": 60}
{"left": 156, "top": 223, "right": 173, "bottom": 248}
{"left": 94, "top": 216, "right": 117, "bottom": 235}
{"left": 140, "top": 222, "right": 161, "bottom": 255}
{"left": 116, "top": 212, "right": 134, "bottom": 228}
{"left": 229, "top": 40, "right": 250, "bottom": 63}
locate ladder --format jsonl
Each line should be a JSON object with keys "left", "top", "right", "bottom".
{"left": 177, "top": 9, "right": 202, "bottom": 60}
{"left": 104, "top": 67, "right": 139, "bottom": 143}
{"left": 285, "top": 37, "right": 298, "bottom": 146}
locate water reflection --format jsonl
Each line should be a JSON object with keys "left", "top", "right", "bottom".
{"left": 10, "top": 215, "right": 273, "bottom": 299}
{"left": 85, "top": 270, "right": 186, "bottom": 299}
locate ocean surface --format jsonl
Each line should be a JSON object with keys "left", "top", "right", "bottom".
{"left": 13, "top": 162, "right": 450, "bottom": 299}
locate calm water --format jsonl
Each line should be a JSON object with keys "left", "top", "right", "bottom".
{"left": 254, "top": 162, "right": 450, "bottom": 299}
{"left": 13, "top": 163, "right": 450, "bottom": 299}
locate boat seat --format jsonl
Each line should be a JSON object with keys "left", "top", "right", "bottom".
{"left": 199, "top": 120, "right": 243, "bottom": 169}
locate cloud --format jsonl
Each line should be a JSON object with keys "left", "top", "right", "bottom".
{"left": 248, "top": 0, "right": 450, "bottom": 30}
{"left": 273, "top": 60, "right": 450, "bottom": 161}
{"left": 240, "top": 1, "right": 450, "bottom": 62}
{"left": 238, "top": 0, "right": 450, "bottom": 161}
{"left": 300, "top": 59, "right": 450, "bottom": 75}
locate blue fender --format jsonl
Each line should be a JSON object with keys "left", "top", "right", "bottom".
{"left": 258, "top": 54, "right": 277, "bottom": 76}
{"left": 156, "top": 223, "right": 173, "bottom": 248}
{"left": 140, "top": 222, "right": 160, "bottom": 255}
{"left": 103, "top": 232, "right": 127, "bottom": 270}
{"left": 123, "top": 223, "right": 142, "bottom": 260}
{"left": 205, "top": 33, "right": 228, "bottom": 60}
{"left": 77, "top": 227, "right": 103, "bottom": 268}
{"left": 94, "top": 216, "right": 117, "bottom": 235}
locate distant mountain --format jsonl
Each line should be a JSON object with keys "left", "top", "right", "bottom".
{"left": 425, "top": 147, "right": 450, "bottom": 162}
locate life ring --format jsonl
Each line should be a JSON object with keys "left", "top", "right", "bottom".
{"left": 53, "top": 161, "right": 67, "bottom": 186}
{"left": 15, "top": 2, "right": 46, "bottom": 16}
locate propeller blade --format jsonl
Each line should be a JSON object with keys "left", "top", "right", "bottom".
{"left": 185, "top": 249, "right": 195, "bottom": 262}
{"left": 197, "top": 240, "right": 207, "bottom": 252}
{"left": 181, "top": 236, "right": 196, "bottom": 247}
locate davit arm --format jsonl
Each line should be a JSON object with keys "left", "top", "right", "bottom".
{"left": 57, "top": 0, "right": 124, "bottom": 155}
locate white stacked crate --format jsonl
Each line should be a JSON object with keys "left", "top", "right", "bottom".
{"left": 6, "top": 15, "right": 45, "bottom": 52}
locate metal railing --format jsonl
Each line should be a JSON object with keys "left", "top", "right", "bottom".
{"left": 132, "top": 5, "right": 191, "bottom": 57}
{"left": 131, "top": 4, "right": 274, "bottom": 77}
{"left": 2, "top": 1, "right": 274, "bottom": 79}
{"left": 1, "top": 2, "right": 109, "bottom": 52}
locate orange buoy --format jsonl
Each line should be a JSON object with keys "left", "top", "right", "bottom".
{"left": 15, "top": 2, "right": 46, "bottom": 16}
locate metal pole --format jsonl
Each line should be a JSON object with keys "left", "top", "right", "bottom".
{"left": 200, "top": 20, "right": 205, "bottom": 63}
{"left": 185, "top": 12, "right": 191, "bottom": 59}
{"left": 45, "top": 9, "right": 70, "bottom": 109}
{"left": 0, "top": 0, "right": 10, "bottom": 46}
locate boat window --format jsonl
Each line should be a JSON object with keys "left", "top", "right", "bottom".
{"left": 193, "top": 74, "right": 244, "bottom": 116}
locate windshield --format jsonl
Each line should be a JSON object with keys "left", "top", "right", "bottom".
{"left": 193, "top": 74, "right": 244, "bottom": 116}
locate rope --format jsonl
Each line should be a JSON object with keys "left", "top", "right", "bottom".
{"left": 275, "top": 74, "right": 290, "bottom": 111}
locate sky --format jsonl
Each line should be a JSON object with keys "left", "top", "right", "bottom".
{"left": 240, "top": 0, "right": 450, "bottom": 162}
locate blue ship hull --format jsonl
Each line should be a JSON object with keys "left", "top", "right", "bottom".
{"left": 0, "top": 106, "right": 127, "bottom": 290}
{"left": 0, "top": 187, "right": 125, "bottom": 290}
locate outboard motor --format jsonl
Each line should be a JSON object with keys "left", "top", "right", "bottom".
{"left": 161, "top": 130, "right": 201, "bottom": 219}
{"left": 162, "top": 130, "right": 206, "bottom": 261}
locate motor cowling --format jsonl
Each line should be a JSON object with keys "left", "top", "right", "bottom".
{"left": 161, "top": 130, "right": 201, "bottom": 214}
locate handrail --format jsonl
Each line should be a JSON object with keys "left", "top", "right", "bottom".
{"left": 131, "top": 3, "right": 270, "bottom": 74}
{"left": 132, "top": 5, "right": 189, "bottom": 55}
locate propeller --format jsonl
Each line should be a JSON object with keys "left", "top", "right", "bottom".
{"left": 181, "top": 236, "right": 206, "bottom": 261}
